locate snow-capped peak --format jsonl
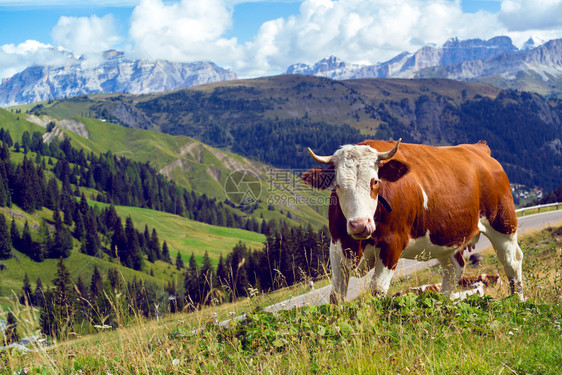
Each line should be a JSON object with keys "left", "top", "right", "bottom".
{"left": 521, "top": 36, "right": 546, "bottom": 51}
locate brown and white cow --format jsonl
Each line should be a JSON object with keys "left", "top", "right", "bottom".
{"left": 302, "top": 139, "right": 523, "bottom": 302}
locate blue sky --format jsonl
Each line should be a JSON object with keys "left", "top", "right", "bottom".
{"left": 0, "top": 0, "right": 561, "bottom": 78}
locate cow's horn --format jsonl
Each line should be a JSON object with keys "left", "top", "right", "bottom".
{"left": 308, "top": 147, "right": 333, "bottom": 164}
{"left": 378, "top": 138, "right": 401, "bottom": 160}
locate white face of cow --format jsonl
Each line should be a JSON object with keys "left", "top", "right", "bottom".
{"left": 332, "top": 145, "right": 380, "bottom": 239}
{"left": 307, "top": 140, "right": 401, "bottom": 240}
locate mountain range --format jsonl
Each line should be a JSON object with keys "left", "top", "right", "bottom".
{"left": 1, "top": 36, "right": 562, "bottom": 107}
{"left": 286, "top": 36, "right": 562, "bottom": 97}
{"left": 0, "top": 50, "right": 237, "bottom": 107}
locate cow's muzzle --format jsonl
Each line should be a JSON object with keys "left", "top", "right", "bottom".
{"left": 348, "top": 218, "right": 375, "bottom": 240}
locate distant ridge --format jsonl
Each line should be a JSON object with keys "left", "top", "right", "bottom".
{"left": 286, "top": 36, "right": 562, "bottom": 97}
{"left": 0, "top": 51, "right": 237, "bottom": 107}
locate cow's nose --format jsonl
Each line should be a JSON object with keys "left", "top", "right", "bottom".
{"left": 348, "top": 218, "right": 375, "bottom": 238}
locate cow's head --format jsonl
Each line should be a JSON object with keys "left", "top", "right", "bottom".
{"left": 303, "top": 140, "right": 404, "bottom": 240}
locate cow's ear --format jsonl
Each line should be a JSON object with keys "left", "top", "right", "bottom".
{"left": 302, "top": 165, "right": 335, "bottom": 190}
{"left": 379, "top": 159, "right": 409, "bottom": 182}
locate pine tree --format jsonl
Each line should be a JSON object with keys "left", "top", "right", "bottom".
{"left": 34, "top": 277, "right": 45, "bottom": 308}
{"left": 143, "top": 225, "right": 154, "bottom": 262}
{"left": 51, "top": 257, "right": 74, "bottom": 338}
{"left": 0, "top": 173, "right": 8, "bottom": 207}
{"left": 0, "top": 213, "right": 11, "bottom": 259}
{"left": 107, "top": 268, "right": 121, "bottom": 290}
{"left": 38, "top": 219, "right": 53, "bottom": 260}
{"left": 112, "top": 219, "right": 128, "bottom": 264}
{"left": 175, "top": 251, "right": 184, "bottom": 270}
{"left": 150, "top": 228, "right": 161, "bottom": 260}
{"left": 20, "top": 273, "right": 33, "bottom": 305}
{"left": 44, "top": 177, "right": 59, "bottom": 210}
{"left": 73, "top": 210, "right": 85, "bottom": 240}
{"left": 74, "top": 276, "right": 90, "bottom": 323}
{"left": 4, "top": 312, "right": 19, "bottom": 345}
{"left": 51, "top": 209, "right": 72, "bottom": 258}
{"left": 84, "top": 210, "right": 101, "bottom": 257}
{"left": 184, "top": 253, "right": 199, "bottom": 307}
{"left": 90, "top": 266, "right": 103, "bottom": 300}
{"left": 10, "top": 218, "right": 20, "bottom": 251}
{"left": 215, "top": 254, "right": 227, "bottom": 289}
{"left": 21, "top": 220, "right": 41, "bottom": 261}
{"left": 199, "top": 251, "right": 214, "bottom": 305}
{"left": 105, "top": 204, "right": 120, "bottom": 231}
{"left": 227, "top": 242, "right": 249, "bottom": 301}
{"left": 39, "top": 288, "right": 55, "bottom": 338}
{"left": 162, "top": 241, "right": 171, "bottom": 263}
{"left": 125, "top": 217, "right": 143, "bottom": 270}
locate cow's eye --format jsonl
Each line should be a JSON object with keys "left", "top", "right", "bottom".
{"left": 373, "top": 179, "right": 380, "bottom": 186}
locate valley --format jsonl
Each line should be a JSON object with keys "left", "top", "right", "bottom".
{"left": 16, "top": 75, "right": 562, "bottom": 191}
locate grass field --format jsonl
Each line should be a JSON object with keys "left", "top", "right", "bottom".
{"left": 2, "top": 225, "right": 560, "bottom": 374}
{"left": 0, "top": 198, "right": 266, "bottom": 295}
{"left": 88, "top": 201, "right": 266, "bottom": 266}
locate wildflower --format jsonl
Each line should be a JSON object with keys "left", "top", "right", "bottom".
{"left": 172, "top": 358, "right": 180, "bottom": 366}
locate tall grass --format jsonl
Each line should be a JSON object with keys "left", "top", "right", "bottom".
{"left": 2, "top": 226, "right": 561, "bottom": 374}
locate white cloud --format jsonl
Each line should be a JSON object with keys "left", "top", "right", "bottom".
{"left": 0, "top": 40, "right": 74, "bottom": 79}
{"left": 237, "top": 0, "right": 503, "bottom": 76}
{"left": 3, "top": 0, "right": 562, "bottom": 81}
{"left": 129, "top": 0, "right": 511, "bottom": 77}
{"left": 52, "top": 14, "right": 121, "bottom": 55}
{"left": 130, "top": 0, "right": 238, "bottom": 61}
{"left": 499, "top": 0, "right": 562, "bottom": 31}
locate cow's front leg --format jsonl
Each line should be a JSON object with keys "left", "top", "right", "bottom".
{"left": 438, "top": 252, "right": 465, "bottom": 299}
{"left": 356, "top": 244, "right": 376, "bottom": 276}
{"left": 370, "top": 246, "right": 398, "bottom": 296}
{"left": 329, "top": 240, "right": 351, "bottom": 304}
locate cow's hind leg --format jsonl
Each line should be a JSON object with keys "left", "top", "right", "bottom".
{"left": 438, "top": 251, "right": 465, "bottom": 299}
{"left": 329, "top": 241, "right": 351, "bottom": 304}
{"left": 479, "top": 218, "right": 524, "bottom": 300}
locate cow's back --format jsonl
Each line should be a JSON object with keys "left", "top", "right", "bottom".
{"left": 359, "top": 140, "right": 517, "bottom": 249}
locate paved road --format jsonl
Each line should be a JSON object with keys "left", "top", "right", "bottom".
{"left": 264, "top": 210, "right": 562, "bottom": 313}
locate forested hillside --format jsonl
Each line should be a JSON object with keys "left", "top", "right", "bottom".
{"left": 23, "top": 76, "right": 562, "bottom": 191}
{"left": 0, "top": 125, "right": 331, "bottom": 341}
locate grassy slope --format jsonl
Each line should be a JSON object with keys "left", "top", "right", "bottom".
{"left": 1, "top": 106, "right": 328, "bottom": 229}
{"left": 0, "top": 197, "right": 265, "bottom": 293}
{"left": 0, "top": 108, "right": 44, "bottom": 139}
{"left": 89, "top": 201, "right": 266, "bottom": 265}
{"left": 53, "top": 116, "right": 329, "bottom": 228}
{"left": 3, "top": 225, "right": 560, "bottom": 373}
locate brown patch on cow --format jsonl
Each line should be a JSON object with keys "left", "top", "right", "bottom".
{"left": 302, "top": 165, "right": 335, "bottom": 190}
{"left": 454, "top": 250, "right": 466, "bottom": 268}
{"left": 378, "top": 159, "right": 410, "bottom": 182}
